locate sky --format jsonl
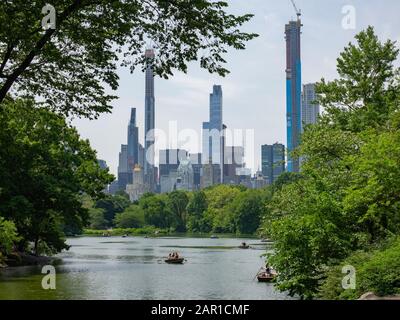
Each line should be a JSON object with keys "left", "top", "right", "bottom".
{"left": 73, "top": 0, "right": 400, "bottom": 177}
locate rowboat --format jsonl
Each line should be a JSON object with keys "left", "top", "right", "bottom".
{"left": 257, "top": 269, "right": 277, "bottom": 282}
{"left": 238, "top": 242, "right": 250, "bottom": 249}
{"left": 165, "top": 257, "right": 185, "bottom": 264}
{"left": 257, "top": 273, "right": 276, "bottom": 282}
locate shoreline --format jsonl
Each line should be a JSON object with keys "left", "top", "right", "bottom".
{"left": 2, "top": 252, "right": 61, "bottom": 269}
{"left": 80, "top": 229, "right": 262, "bottom": 240}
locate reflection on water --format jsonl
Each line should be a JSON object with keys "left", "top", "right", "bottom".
{"left": 0, "top": 236, "right": 291, "bottom": 300}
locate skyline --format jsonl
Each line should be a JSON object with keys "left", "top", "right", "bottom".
{"left": 72, "top": 0, "right": 400, "bottom": 176}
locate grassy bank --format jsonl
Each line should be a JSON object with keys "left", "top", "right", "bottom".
{"left": 82, "top": 228, "right": 260, "bottom": 239}
{"left": 83, "top": 226, "right": 166, "bottom": 237}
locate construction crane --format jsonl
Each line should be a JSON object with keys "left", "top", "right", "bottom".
{"left": 290, "top": 0, "right": 301, "bottom": 19}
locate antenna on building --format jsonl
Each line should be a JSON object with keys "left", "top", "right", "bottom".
{"left": 290, "top": 0, "right": 301, "bottom": 20}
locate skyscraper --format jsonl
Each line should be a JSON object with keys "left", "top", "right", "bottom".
{"left": 144, "top": 48, "right": 156, "bottom": 192}
{"left": 190, "top": 153, "right": 202, "bottom": 190}
{"left": 223, "top": 146, "right": 245, "bottom": 185}
{"left": 202, "top": 85, "right": 224, "bottom": 183}
{"left": 159, "top": 149, "right": 187, "bottom": 176}
{"left": 118, "top": 144, "right": 130, "bottom": 191}
{"left": 202, "top": 122, "right": 210, "bottom": 161}
{"left": 176, "top": 158, "right": 194, "bottom": 192}
{"left": 236, "top": 167, "right": 252, "bottom": 189}
{"left": 201, "top": 160, "right": 220, "bottom": 189}
{"left": 261, "top": 143, "right": 285, "bottom": 185}
{"left": 138, "top": 143, "right": 145, "bottom": 168}
{"left": 126, "top": 164, "right": 146, "bottom": 202}
{"left": 301, "top": 83, "right": 320, "bottom": 131}
{"left": 159, "top": 149, "right": 188, "bottom": 193}
{"left": 285, "top": 18, "right": 302, "bottom": 173}
{"left": 252, "top": 171, "right": 267, "bottom": 190}
{"left": 127, "top": 108, "right": 139, "bottom": 172}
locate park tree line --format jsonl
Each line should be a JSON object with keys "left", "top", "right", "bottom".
{"left": 85, "top": 184, "right": 271, "bottom": 236}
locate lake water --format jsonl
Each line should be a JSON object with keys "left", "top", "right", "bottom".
{"left": 0, "top": 236, "right": 291, "bottom": 300}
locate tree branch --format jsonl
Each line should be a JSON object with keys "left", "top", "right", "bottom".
{"left": 0, "top": 43, "right": 14, "bottom": 75}
{"left": 0, "top": 0, "right": 85, "bottom": 104}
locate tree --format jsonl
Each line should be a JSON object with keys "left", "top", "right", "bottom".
{"left": 95, "top": 194, "right": 131, "bottom": 227}
{"left": 343, "top": 129, "right": 400, "bottom": 241}
{"left": 114, "top": 205, "right": 144, "bottom": 228}
{"left": 187, "top": 191, "right": 207, "bottom": 217}
{"left": 319, "top": 237, "right": 400, "bottom": 300}
{"left": 0, "top": 98, "right": 113, "bottom": 255}
{"left": 204, "top": 185, "right": 242, "bottom": 233}
{"left": 0, "top": 217, "right": 19, "bottom": 265}
{"left": 115, "top": 190, "right": 130, "bottom": 200}
{"left": 200, "top": 208, "right": 217, "bottom": 233}
{"left": 140, "top": 194, "right": 169, "bottom": 228}
{"left": 88, "top": 208, "right": 107, "bottom": 230}
{"left": 166, "top": 191, "right": 189, "bottom": 232}
{"left": 0, "top": 1, "right": 257, "bottom": 118}
{"left": 0, "top": 217, "right": 19, "bottom": 255}
{"left": 317, "top": 26, "right": 399, "bottom": 132}
{"left": 265, "top": 179, "right": 353, "bottom": 299}
{"left": 203, "top": 185, "right": 241, "bottom": 208}
{"left": 263, "top": 27, "right": 400, "bottom": 299}
{"left": 272, "top": 172, "right": 303, "bottom": 192}
{"left": 187, "top": 191, "right": 208, "bottom": 232}
{"left": 231, "top": 190, "right": 263, "bottom": 234}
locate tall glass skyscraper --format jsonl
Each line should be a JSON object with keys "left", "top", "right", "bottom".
{"left": 223, "top": 146, "right": 244, "bottom": 184}
{"left": 118, "top": 144, "right": 129, "bottom": 191}
{"left": 127, "top": 108, "right": 139, "bottom": 173}
{"left": 202, "top": 85, "right": 224, "bottom": 183}
{"left": 144, "top": 48, "right": 156, "bottom": 191}
{"left": 301, "top": 83, "right": 320, "bottom": 131}
{"left": 261, "top": 143, "right": 285, "bottom": 185}
{"left": 285, "top": 18, "right": 302, "bottom": 173}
